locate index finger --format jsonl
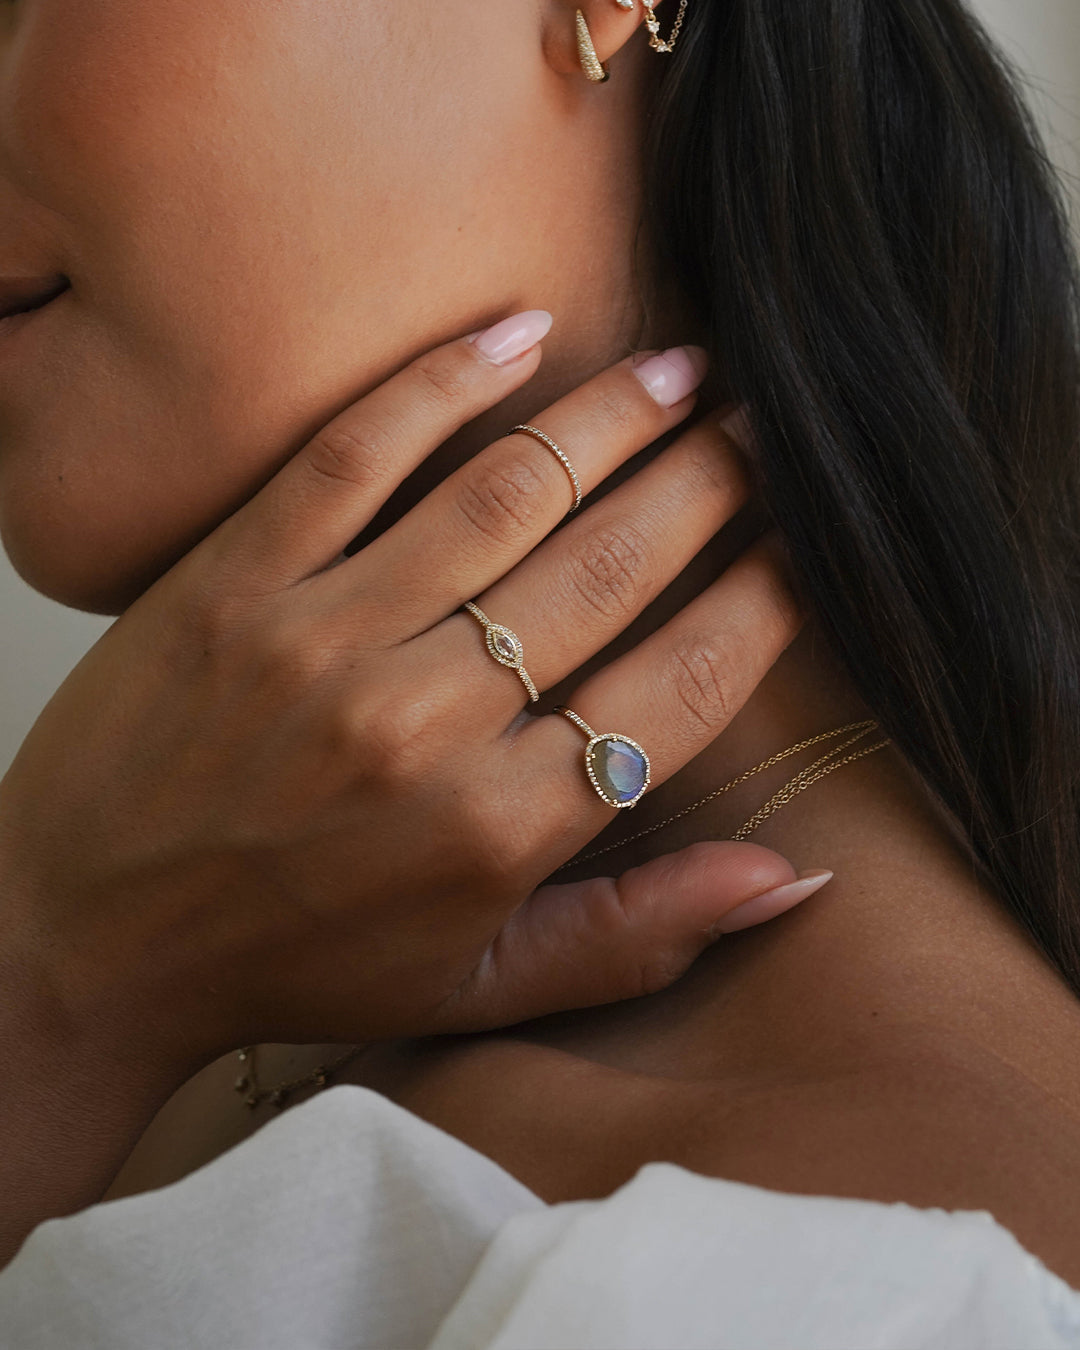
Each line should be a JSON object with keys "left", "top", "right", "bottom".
{"left": 197, "top": 311, "right": 554, "bottom": 588}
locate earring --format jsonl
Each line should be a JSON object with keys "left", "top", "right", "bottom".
{"left": 615, "top": 0, "right": 636, "bottom": 9}
{"left": 575, "top": 9, "right": 610, "bottom": 82}
{"left": 642, "top": 0, "right": 689, "bottom": 54}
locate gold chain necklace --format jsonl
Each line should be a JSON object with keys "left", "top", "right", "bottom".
{"left": 235, "top": 716, "right": 890, "bottom": 1110}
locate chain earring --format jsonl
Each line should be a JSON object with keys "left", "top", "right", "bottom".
{"left": 575, "top": 10, "right": 610, "bottom": 82}
{"left": 576, "top": 1, "right": 690, "bottom": 83}
{"left": 642, "top": 0, "right": 689, "bottom": 53}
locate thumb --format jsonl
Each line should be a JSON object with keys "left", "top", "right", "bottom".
{"left": 435, "top": 841, "right": 834, "bottom": 1033}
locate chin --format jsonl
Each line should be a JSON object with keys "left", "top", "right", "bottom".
{"left": 1, "top": 503, "right": 197, "bottom": 616}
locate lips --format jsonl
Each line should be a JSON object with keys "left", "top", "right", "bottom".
{"left": 0, "top": 274, "right": 70, "bottom": 320}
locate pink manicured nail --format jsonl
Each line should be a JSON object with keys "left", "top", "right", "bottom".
{"left": 632, "top": 345, "right": 709, "bottom": 408}
{"left": 468, "top": 310, "right": 553, "bottom": 366}
{"left": 712, "top": 869, "right": 834, "bottom": 935}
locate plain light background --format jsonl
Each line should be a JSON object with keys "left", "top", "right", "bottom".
{"left": 1, "top": 0, "right": 1078, "bottom": 779}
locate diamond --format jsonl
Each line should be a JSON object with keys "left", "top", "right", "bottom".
{"left": 492, "top": 631, "right": 517, "bottom": 662}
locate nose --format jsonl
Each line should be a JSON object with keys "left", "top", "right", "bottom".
{"left": 0, "top": 274, "right": 69, "bottom": 319}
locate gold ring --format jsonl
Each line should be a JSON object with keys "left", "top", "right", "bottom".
{"left": 463, "top": 602, "right": 540, "bottom": 702}
{"left": 554, "top": 705, "right": 651, "bottom": 808}
{"left": 507, "top": 424, "right": 583, "bottom": 514}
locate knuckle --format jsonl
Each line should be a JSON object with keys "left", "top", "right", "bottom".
{"left": 175, "top": 578, "right": 261, "bottom": 653}
{"left": 684, "top": 438, "right": 752, "bottom": 503}
{"left": 360, "top": 691, "right": 441, "bottom": 784}
{"left": 412, "top": 352, "right": 473, "bottom": 407}
{"left": 669, "top": 634, "right": 737, "bottom": 732}
{"left": 304, "top": 421, "right": 388, "bottom": 491}
{"left": 752, "top": 533, "right": 808, "bottom": 631}
{"left": 603, "top": 875, "right": 684, "bottom": 997}
{"left": 594, "top": 378, "right": 647, "bottom": 435}
{"left": 564, "top": 522, "right": 650, "bottom": 620}
{"left": 634, "top": 950, "right": 687, "bottom": 998}
{"left": 457, "top": 448, "right": 550, "bottom": 544}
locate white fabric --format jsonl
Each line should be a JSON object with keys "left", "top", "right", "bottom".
{"left": 2, "top": 1082, "right": 1079, "bottom": 1350}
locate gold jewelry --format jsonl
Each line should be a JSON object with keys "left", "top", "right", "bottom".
{"left": 507, "top": 423, "right": 583, "bottom": 513}
{"left": 555, "top": 718, "right": 889, "bottom": 870}
{"left": 234, "top": 1043, "right": 366, "bottom": 1111}
{"left": 642, "top": 0, "right": 689, "bottom": 53}
{"left": 555, "top": 705, "right": 652, "bottom": 808}
{"left": 235, "top": 715, "right": 890, "bottom": 1110}
{"left": 575, "top": 10, "right": 610, "bottom": 82}
{"left": 463, "top": 601, "right": 540, "bottom": 702}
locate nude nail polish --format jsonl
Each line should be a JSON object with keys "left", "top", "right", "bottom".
{"left": 632, "top": 345, "right": 709, "bottom": 407}
{"left": 711, "top": 869, "right": 834, "bottom": 936}
{"left": 468, "top": 310, "right": 553, "bottom": 365}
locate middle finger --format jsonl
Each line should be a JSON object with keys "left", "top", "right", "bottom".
{"left": 425, "top": 405, "right": 755, "bottom": 720}
{"left": 338, "top": 346, "right": 710, "bottom": 635}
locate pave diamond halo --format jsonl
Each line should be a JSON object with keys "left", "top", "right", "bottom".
{"left": 584, "top": 732, "right": 651, "bottom": 808}
{"left": 487, "top": 626, "right": 523, "bottom": 667}
{"left": 462, "top": 601, "right": 540, "bottom": 702}
{"left": 554, "top": 706, "right": 652, "bottom": 809}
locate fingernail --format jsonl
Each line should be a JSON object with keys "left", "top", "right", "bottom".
{"left": 468, "top": 310, "right": 553, "bottom": 366}
{"left": 631, "top": 345, "right": 709, "bottom": 408}
{"left": 711, "top": 868, "right": 834, "bottom": 936}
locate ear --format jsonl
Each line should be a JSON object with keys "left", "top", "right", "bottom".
{"left": 544, "top": 0, "right": 666, "bottom": 78}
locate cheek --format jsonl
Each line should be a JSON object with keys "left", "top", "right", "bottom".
{"left": 0, "top": 0, "right": 540, "bottom": 614}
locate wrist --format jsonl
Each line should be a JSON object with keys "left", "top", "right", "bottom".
{"left": 0, "top": 928, "right": 202, "bottom": 1269}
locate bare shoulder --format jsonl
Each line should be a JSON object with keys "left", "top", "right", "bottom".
{"left": 691, "top": 1032, "right": 1080, "bottom": 1290}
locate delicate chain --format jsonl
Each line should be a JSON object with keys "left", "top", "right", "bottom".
{"left": 642, "top": 0, "right": 689, "bottom": 54}
{"left": 233, "top": 1043, "right": 367, "bottom": 1111}
{"left": 236, "top": 716, "right": 891, "bottom": 1110}
{"left": 556, "top": 718, "right": 887, "bottom": 869}
{"left": 730, "top": 733, "right": 891, "bottom": 840}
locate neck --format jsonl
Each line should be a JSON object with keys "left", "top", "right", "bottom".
{"left": 420, "top": 322, "right": 1080, "bottom": 1079}
{"left": 347, "top": 251, "right": 1079, "bottom": 1085}
{"left": 353, "top": 286, "right": 943, "bottom": 884}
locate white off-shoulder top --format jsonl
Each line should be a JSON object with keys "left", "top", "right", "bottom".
{"left": 1, "top": 1083, "right": 1079, "bottom": 1349}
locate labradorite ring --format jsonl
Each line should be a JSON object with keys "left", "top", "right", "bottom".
{"left": 463, "top": 601, "right": 539, "bottom": 702}
{"left": 553, "top": 705, "right": 651, "bottom": 808}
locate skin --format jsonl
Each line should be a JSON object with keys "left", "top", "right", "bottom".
{"left": 3, "top": 0, "right": 1080, "bottom": 1291}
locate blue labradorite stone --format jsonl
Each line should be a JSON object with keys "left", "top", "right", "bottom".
{"left": 588, "top": 736, "right": 647, "bottom": 804}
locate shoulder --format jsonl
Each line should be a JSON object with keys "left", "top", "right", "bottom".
{"left": 436, "top": 1143, "right": 1080, "bottom": 1350}
{"left": 688, "top": 1032, "right": 1080, "bottom": 1292}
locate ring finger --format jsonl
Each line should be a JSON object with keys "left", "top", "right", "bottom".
{"left": 518, "top": 532, "right": 806, "bottom": 848}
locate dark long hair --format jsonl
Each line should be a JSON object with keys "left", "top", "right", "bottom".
{"left": 642, "top": 1, "right": 1080, "bottom": 993}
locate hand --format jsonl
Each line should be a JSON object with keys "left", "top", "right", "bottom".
{"left": 0, "top": 312, "right": 811, "bottom": 1080}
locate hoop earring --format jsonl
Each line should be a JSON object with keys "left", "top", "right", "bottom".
{"left": 575, "top": 9, "right": 610, "bottom": 82}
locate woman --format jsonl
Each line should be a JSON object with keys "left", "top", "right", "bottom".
{"left": 1, "top": 0, "right": 1079, "bottom": 1345}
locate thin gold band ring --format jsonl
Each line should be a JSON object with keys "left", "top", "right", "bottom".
{"left": 507, "top": 424, "right": 583, "bottom": 514}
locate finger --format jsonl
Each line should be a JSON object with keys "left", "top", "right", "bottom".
{"left": 433, "top": 404, "right": 754, "bottom": 722}
{"left": 521, "top": 530, "right": 806, "bottom": 836}
{"left": 334, "top": 346, "right": 711, "bottom": 636}
{"left": 199, "top": 311, "right": 554, "bottom": 588}
{"left": 430, "top": 842, "right": 834, "bottom": 1032}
